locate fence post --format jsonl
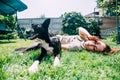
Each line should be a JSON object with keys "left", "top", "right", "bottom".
{"left": 116, "top": 0, "right": 120, "bottom": 44}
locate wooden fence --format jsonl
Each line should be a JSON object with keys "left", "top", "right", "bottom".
{"left": 18, "top": 17, "right": 119, "bottom": 38}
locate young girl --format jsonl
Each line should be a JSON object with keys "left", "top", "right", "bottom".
{"left": 60, "top": 27, "right": 120, "bottom": 54}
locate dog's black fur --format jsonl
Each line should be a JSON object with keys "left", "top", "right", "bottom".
{"left": 29, "top": 18, "right": 61, "bottom": 57}
{"left": 16, "top": 18, "right": 61, "bottom": 73}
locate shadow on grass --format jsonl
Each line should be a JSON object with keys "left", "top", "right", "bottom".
{"left": 0, "top": 40, "right": 16, "bottom": 44}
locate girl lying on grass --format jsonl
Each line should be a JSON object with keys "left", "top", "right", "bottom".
{"left": 59, "top": 27, "right": 120, "bottom": 54}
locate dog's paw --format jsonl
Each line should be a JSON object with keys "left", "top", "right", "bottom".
{"left": 53, "top": 57, "right": 60, "bottom": 67}
{"left": 28, "top": 60, "right": 39, "bottom": 73}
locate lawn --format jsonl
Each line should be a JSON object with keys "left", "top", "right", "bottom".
{"left": 0, "top": 39, "right": 120, "bottom": 80}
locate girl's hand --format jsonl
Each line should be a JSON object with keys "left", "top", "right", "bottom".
{"left": 88, "top": 36, "right": 99, "bottom": 41}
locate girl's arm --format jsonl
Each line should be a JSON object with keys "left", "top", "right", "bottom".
{"left": 78, "top": 27, "right": 99, "bottom": 41}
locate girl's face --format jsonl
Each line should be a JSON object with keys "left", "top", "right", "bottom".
{"left": 84, "top": 40, "right": 106, "bottom": 52}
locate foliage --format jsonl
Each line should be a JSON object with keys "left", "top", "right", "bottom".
{"left": 0, "top": 33, "right": 17, "bottom": 40}
{"left": 62, "top": 12, "right": 101, "bottom": 38}
{"left": 0, "top": 15, "right": 16, "bottom": 30}
{"left": 110, "top": 34, "right": 118, "bottom": 42}
{"left": 62, "top": 12, "right": 87, "bottom": 35}
{"left": 105, "top": 7, "right": 117, "bottom": 16}
{"left": 0, "top": 39, "right": 120, "bottom": 80}
{"left": 0, "top": 15, "right": 17, "bottom": 39}
{"left": 86, "top": 18, "right": 101, "bottom": 38}
{"left": 16, "top": 26, "right": 31, "bottom": 39}
{"left": 96, "top": 0, "right": 120, "bottom": 16}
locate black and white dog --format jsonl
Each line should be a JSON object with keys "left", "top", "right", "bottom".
{"left": 16, "top": 18, "right": 61, "bottom": 73}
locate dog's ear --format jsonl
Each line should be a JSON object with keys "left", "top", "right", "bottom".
{"left": 42, "top": 18, "right": 51, "bottom": 28}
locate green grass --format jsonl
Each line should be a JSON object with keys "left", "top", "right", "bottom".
{"left": 0, "top": 39, "right": 120, "bottom": 80}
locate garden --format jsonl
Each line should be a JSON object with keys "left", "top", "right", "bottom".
{"left": 0, "top": 0, "right": 120, "bottom": 79}
{"left": 0, "top": 12, "right": 120, "bottom": 80}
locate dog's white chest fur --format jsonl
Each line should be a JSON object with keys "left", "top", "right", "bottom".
{"left": 42, "top": 42, "right": 53, "bottom": 54}
{"left": 36, "top": 39, "right": 53, "bottom": 54}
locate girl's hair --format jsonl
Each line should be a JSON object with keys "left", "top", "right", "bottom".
{"left": 102, "top": 44, "right": 111, "bottom": 54}
{"left": 102, "top": 44, "right": 120, "bottom": 54}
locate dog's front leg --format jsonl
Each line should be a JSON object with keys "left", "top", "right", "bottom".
{"left": 23, "top": 43, "right": 41, "bottom": 53}
{"left": 28, "top": 48, "right": 47, "bottom": 73}
{"left": 28, "top": 60, "right": 39, "bottom": 73}
{"left": 53, "top": 54, "right": 61, "bottom": 67}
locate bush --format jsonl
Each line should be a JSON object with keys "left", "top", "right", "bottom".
{"left": 62, "top": 12, "right": 101, "bottom": 38}
{"left": 62, "top": 12, "right": 87, "bottom": 35}
{"left": 0, "top": 15, "right": 16, "bottom": 31}
{"left": 0, "top": 32, "right": 17, "bottom": 40}
{"left": 86, "top": 18, "right": 101, "bottom": 38}
{"left": 16, "top": 27, "right": 27, "bottom": 39}
{"left": 110, "top": 34, "right": 118, "bottom": 42}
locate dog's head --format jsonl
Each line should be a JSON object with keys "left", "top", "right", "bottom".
{"left": 28, "top": 18, "right": 51, "bottom": 40}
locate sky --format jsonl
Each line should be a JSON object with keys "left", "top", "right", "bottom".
{"left": 18, "top": 0, "right": 97, "bottom": 19}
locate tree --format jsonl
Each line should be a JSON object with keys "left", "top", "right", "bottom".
{"left": 62, "top": 12, "right": 87, "bottom": 35}
{"left": 62, "top": 12, "right": 101, "bottom": 38}
{"left": 96, "top": 0, "right": 120, "bottom": 16}
{"left": 0, "top": 15, "right": 16, "bottom": 30}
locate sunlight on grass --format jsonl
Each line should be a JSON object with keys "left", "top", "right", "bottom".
{"left": 0, "top": 39, "right": 120, "bottom": 80}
